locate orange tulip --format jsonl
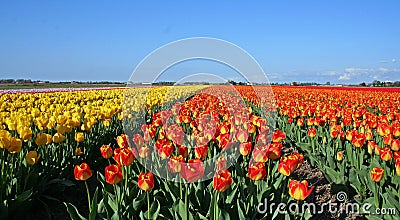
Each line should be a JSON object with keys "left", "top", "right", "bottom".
{"left": 105, "top": 164, "right": 123, "bottom": 185}
{"left": 337, "top": 151, "right": 343, "bottom": 161}
{"left": 278, "top": 153, "right": 304, "bottom": 176}
{"left": 288, "top": 179, "right": 314, "bottom": 200}
{"left": 379, "top": 147, "right": 392, "bottom": 161}
{"left": 216, "top": 156, "right": 227, "bottom": 171}
{"left": 248, "top": 161, "right": 267, "bottom": 181}
{"left": 239, "top": 142, "right": 252, "bottom": 156}
{"left": 252, "top": 145, "right": 269, "bottom": 162}
{"left": 370, "top": 167, "right": 384, "bottom": 182}
{"left": 116, "top": 134, "right": 130, "bottom": 148}
{"left": 272, "top": 130, "right": 286, "bottom": 143}
{"left": 74, "top": 163, "right": 92, "bottom": 181}
{"left": 100, "top": 145, "right": 113, "bottom": 159}
{"left": 391, "top": 139, "right": 400, "bottom": 151}
{"left": 168, "top": 155, "right": 184, "bottom": 173}
{"left": 181, "top": 159, "right": 205, "bottom": 182}
{"left": 138, "top": 172, "right": 155, "bottom": 191}
{"left": 307, "top": 128, "right": 317, "bottom": 137}
{"left": 114, "top": 147, "right": 135, "bottom": 166}
{"left": 213, "top": 170, "right": 233, "bottom": 192}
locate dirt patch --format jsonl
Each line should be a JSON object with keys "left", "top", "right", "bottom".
{"left": 292, "top": 160, "right": 366, "bottom": 220}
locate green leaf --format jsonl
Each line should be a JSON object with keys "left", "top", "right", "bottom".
{"left": 226, "top": 186, "right": 238, "bottom": 204}
{"left": 133, "top": 192, "right": 147, "bottom": 211}
{"left": 89, "top": 188, "right": 99, "bottom": 220}
{"left": 237, "top": 200, "right": 245, "bottom": 220}
{"left": 64, "top": 202, "right": 87, "bottom": 220}
{"left": 144, "top": 199, "right": 160, "bottom": 220}
{"left": 172, "top": 199, "right": 187, "bottom": 220}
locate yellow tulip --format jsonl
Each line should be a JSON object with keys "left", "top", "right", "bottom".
{"left": 52, "top": 133, "right": 66, "bottom": 143}
{"left": 26, "top": 151, "right": 41, "bottom": 165}
{"left": 7, "top": 137, "right": 22, "bottom": 154}
{"left": 35, "top": 133, "right": 48, "bottom": 146}
{"left": 74, "top": 132, "right": 84, "bottom": 143}
{"left": 0, "top": 130, "right": 11, "bottom": 149}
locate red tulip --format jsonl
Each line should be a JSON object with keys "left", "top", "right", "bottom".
{"left": 114, "top": 147, "right": 135, "bottom": 166}
{"left": 105, "top": 164, "right": 123, "bottom": 185}
{"left": 288, "top": 179, "right": 314, "bottom": 200}
{"left": 138, "top": 172, "right": 154, "bottom": 191}
{"left": 247, "top": 161, "right": 267, "bottom": 181}
{"left": 74, "top": 162, "right": 92, "bottom": 181}
{"left": 100, "top": 145, "right": 113, "bottom": 159}
{"left": 181, "top": 159, "right": 205, "bottom": 182}
{"left": 116, "top": 134, "right": 130, "bottom": 148}
{"left": 213, "top": 170, "right": 233, "bottom": 192}
{"left": 370, "top": 167, "right": 384, "bottom": 182}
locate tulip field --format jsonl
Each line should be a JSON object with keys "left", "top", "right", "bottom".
{"left": 1, "top": 85, "right": 400, "bottom": 219}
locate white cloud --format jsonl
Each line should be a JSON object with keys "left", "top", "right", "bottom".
{"left": 392, "top": 59, "right": 397, "bottom": 63}
{"left": 344, "top": 68, "right": 372, "bottom": 74}
{"left": 338, "top": 73, "right": 351, "bottom": 80}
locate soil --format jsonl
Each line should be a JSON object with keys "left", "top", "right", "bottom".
{"left": 292, "top": 160, "right": 366, "bottom": 220}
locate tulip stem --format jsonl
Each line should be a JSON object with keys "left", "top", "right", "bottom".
{"left": 185, "top": 184, "right": 188, "bottom": 220}
{"left": 374, "top": 182, "right": 379, "bottom": 208}
{"left": 84, "top": 181, "right": 91, "bottom": 212}
{"left": 22, "top": 167, "right": 31, "bottom": 192}
{"left": 147, "top": 191, "right": 150, "bottom": 220}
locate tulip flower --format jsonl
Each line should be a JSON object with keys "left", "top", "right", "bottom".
{"left": 336, "top": 151, "right": 343, "bottom": 161}
{"left": 74, "top": 132, "right": 84, "bottom": 143}
{"left": 236, "top": 130, "right": 249, "bottom": 143}
{"left": 74, "top": 147, "right": 83, "bottom": 156}
{"left": 138, "top": 145, "right": 150, "bottom": 158}
{"left": 195, "top": 145, "right": 208, "bottom": 159}
{"left": 0, "top": 130, "right": 11, "bottom": 149}
{"left": 26, "top": 151, "right": 41, "bottom": 165}
{"left": 74, "top": 163, "right": 92, "bottom": 181}
{"left": 181, "top": 159, "right": 205, "bottom": 182}
{"left": 138, "top": 172, "right": 155, "bottom": 191}
{"left": 351, "top": 132, "right": 366, "bottom": 148}
{"left": 272, "top": 130, "right": 286, "bottom": 143}
{"left": 370, "top": 167, "right": 384, "bottom": 182}
{"left": 105, "top": 164, "right": 123, "bottom": 185}
{"left": 297, "top": 118, "right": 304, "bottom": 127}
{"left": 378, "top": 147, "right": 392, "bottom": 161}
{"left": 35, "top": 133, "right": 48, "bottom": 146}
{"left": 213, "top": 170, "right": 233, "bottom": 192}
{"left": 178, "top": 145, "right": 189, "bottom": 158}
{"left": 391, "top": 139, "right": 400, "bottom": 151}
{"left": 288, "top": 179, "right": 314, "bottom": 200}
{"left": 278, "top": 153, "right": 304, "bottom": 176}
{"left": 248, "top": 161, "right": 267, "bottom": 181}
{"left": 239, "top": 142, "right": 252, "bottom": 156}
{"left": 52, "top": 133, "right": 66, "bottom": 143}
{"left": 216, "top": 156, "right": 227, "bottom": 171}
{"left": 266, "top": 142, "right": 282, "bottom": 160}
{"left": 133, "top": 134, "right": 145, "bottom": 147}
{"left": 252, "top": 145, "right": 269, "bottom": 163}
{"left": 114, "top": 148, "right": 135, "bottom": 166}
{"left": 168, "top": 155, "right": 184, "bottom": 173}
{"left": 155, "top": 140, "right": 174, "bottom": 159}
{"left": 307, "top": 128, "right": 317, "bottom": 137}
{"left": 100, "top": 145, "right": 113, "bottom": 159}
{"left": 396, "top": 160, "right": 400, "bottom": 177}
{"left": 7, "top": 137, "right": 22, "bottom": 154}
{"left": 116, "top": 134, "right": 130, "bottom": 148}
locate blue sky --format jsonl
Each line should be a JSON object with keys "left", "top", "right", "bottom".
{"left": 0, "top": 1, "right": 399, "bottom": 84}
